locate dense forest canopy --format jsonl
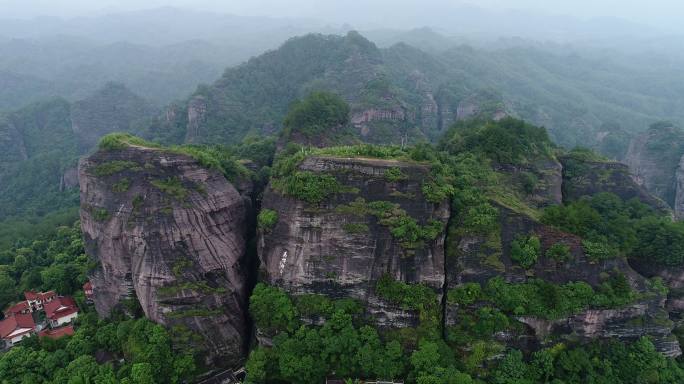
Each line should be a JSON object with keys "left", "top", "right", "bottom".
{"left": 2, "top": 4, "right": 684, "bottom": 383}
{"left": 6, "top": 116, "right": 684, "bottom": 383}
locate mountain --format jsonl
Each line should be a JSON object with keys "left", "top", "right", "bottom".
{"left": 0, "top": 7, "right": 324, "bottom": 46}
{"left": 77, "top": 118, "right": 684, "bottom": 382}
{"left": 5, "top": 30, "right": 684, "bottom": 221}
{"left": 0, "top": 83, "right": 157, "bottom": 220}
{"left": 0, "top": 71, "right": 55, "bottom": 111}
{"left": 70, "top": 82, "right": 157, "bottom": 150}
{"left": 0, "top": 36, "right": 269, "bottom": 110}
{"left": 162, "top": 31, "right": 684, "bottom": 153}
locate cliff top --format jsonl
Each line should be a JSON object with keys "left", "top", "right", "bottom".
{"left": 97, "top": 132, "right": 253, "bottom": 184}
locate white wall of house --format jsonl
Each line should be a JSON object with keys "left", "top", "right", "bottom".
{"left": 52, "top": 312, "right": 78, "bottom": 327}
{"left": 7, "top": 329, "right": 33, "bottom": 345}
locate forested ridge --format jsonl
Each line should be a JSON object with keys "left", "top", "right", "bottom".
{"left": 2, "top": 26, "right": 684, "bottom": 384}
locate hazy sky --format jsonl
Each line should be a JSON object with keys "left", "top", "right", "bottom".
{"left": 2, "top": 0, "right": 683, "bottom": 31}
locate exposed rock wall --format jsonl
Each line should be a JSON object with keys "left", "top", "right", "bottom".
{"left": 624, "top": 124, "right": 684, "bottom": 218}
{"left": 185, "top": 96, "right": 207, "bottom": 143}
{"left": 257, "top": 153, "right": 681, "bottom": 356}
{"left": 674, "top": 154, "right": 684, "bottom": 220}
{"left": 79, "top": 145, "right": 251, "bottom": 366}
{"left": 446, "top": 202, "right": 680, "bottom": 356}
{"left": 258, "top": 156, "right": 449, "bottom": 327}
{"left": 559, "top": 155, "right": 671, "bottom": 214}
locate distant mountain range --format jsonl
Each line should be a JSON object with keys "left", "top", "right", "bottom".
{"left": 157, "top": 31, "right": 684, "bottom": 155}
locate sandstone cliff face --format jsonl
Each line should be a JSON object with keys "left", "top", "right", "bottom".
{"left": 559, "top": 155, "right": 671, "bottom": 214}
{"left": 675, "top": 155, "right": 684, "bottom": 220}
{"left": 257, "top": 152, "right": 681, "bottom": 356}
{"left": 446, "top": 203, "right": 680, "bottom": 356}
{"left": 258, "top": 156, "right": 449, "bottom": 327}
{"left": 79, "top": 145, "right": 251, "bottom": 366}
{"left": 624, "top": 125, "right": 684, "bottom": 217}
{"left": 185, "top": 96, "right": 207, "bottom": 143}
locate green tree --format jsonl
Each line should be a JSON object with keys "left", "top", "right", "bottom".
{"left": 131, "top": 363, "right": 155, "bottom": 384}
{"left": 510, "top": 235, "right": 540, "bottom": 269}
{"left": 283, "top": 91, "right": 350, "bottom": 138}
{"left": 249, "top": 283, "right": 299, "bottom": 334}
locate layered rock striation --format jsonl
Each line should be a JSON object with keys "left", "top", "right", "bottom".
{"left": 257, "top": 150, "right": 681, "bottom": 356}
{"left": 258, "top": 155, "right": 449, "bottom": 327}
{"left": 79, "top": 144, "right": 251, "bottom": 366}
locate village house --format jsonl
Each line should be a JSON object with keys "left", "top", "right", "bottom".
{"left": 1, "top": 290, "right": 80, "bottom": 348}
{"left": 39, "top": 325, "right": 75, "bottom": 340}
{"left": 25, "top": 290, "right": 57, "bottom": 312}
{"left": 0, "top": 313, "right": 36, "bottom": 346}
{"left": 4, "top": 301, "right": 31, "bottom": 317}
{"left": 44, "top": 296, "right": 79, "bottom": 328}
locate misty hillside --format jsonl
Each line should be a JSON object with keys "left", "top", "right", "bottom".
{"left": 0, "top": 7, "right": 345, "bottom": 111}
{"left": 6, "top": 3, "right": 684, "bottom": 384}
{"left": 4, "top": 28, "right": 684, "bottom": 226}
{"left": 0, "top": 83, "right": 155, "bottom": 221}
{"left": 0, "top": 36, "right": 269, "bottom": 110}
{"left": 161, "top": 30, "right": 684, "bottom": 154}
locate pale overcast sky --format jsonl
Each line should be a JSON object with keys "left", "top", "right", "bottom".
{"left": 2, "top": 0, "right": 683, "bottom": 31}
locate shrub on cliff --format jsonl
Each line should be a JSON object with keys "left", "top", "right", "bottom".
{"left": 257, "top": 209, "right": 279, "bottom": 232}
{"left": 447, "top": 282, "right": 482, "bottom": 306}
{"left": 441, "top": 118, "right": 553, "bottom": 164}
{"left": 510, "top": 235, "right": 540, "bottom": 269}
{"left": 249, "top": 283, "right": 299, "bottom": 334}
{"left": 272, "top": 171, "right": 342, "bottom": 204}
{"left": 283, "top": 91, "right": 350, "bottom": 138}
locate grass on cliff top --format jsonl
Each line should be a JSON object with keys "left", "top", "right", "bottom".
{"left": 564, "top": 147, "right": 612, "bottom": 163}
{"left": 271, "top": 143, "right": 413, "bottom": 179}
{"left": 270, "top": 142, "right": 456, "bottom": 205}
{"left": 98, "top": 133, "right": 251, "bottom": 182}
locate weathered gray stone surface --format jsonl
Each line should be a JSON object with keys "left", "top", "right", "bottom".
{"left": 79, "top": 145, "right": 250, "bottom": 366}
{"left": 258, "top": 156, "right": 449, "bottom": 326}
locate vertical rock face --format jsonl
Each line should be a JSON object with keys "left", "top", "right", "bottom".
{"left": 185, "top": 96, "right": 207, "bottom": 143}
{"left": 559, "top": 155, "right": 671, "bottom": 214}
{"left": 674, "top": 154, "right": 684, "bottom": 220}
{"left": 258, "top": 156, "right": 449, "bottom": 327}
{"left": 624, "top": 124, "right": 684, "bottom": 217}
{"left": 79, "top": 145, "right": 251, "bottom": 366}
{"left": 445, "top": 159, "right": 680, "bottom": 356}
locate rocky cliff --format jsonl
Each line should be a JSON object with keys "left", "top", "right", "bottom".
{"left": 255, "top": 147, "right": 682, "bottom": 356}
{"left": 446, "top": 201, "right": 679, "bottom": 356}
{"left": 560, "top": 154, "right": 671, "bottom": 214}
{"left": 79, "top": 144, "right": 251, "bottom": 366}
{"left": 258, "top": 155, "right": 449, "bottom": 328}
{"left": 625, "top": 123, "right": 684, "bottom": 217}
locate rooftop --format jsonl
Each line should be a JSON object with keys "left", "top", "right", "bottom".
{"left": 0, "top": 313, "right": 35, "bottom": 339}
{"left": 39, "top": 325, "right": 75, "bottom": 339}
{"left": 44, "top": 297, "right": 78, "bottom": 320}
{"left": 4, "top": 301, "right": 29, "bottom": 317}
{"left": 25, "top": 290, "right": 57, "bottom": 302}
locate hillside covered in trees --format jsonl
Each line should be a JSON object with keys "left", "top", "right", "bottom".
{"left": 3, "top": 16, "right": 684, "bottom": 383}
{"left": 32, "top": 91, "right": 683, "bottom": 383}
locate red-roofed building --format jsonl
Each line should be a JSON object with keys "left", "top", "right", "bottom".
{"left": 0, "top": 313, "right": 36, "bottom": 346}
{"left": 25, "top": 290, "right": 57, "bottom": 312}
{"left": 39, "top": 325, "right": 74, "bottom": 340}
{"left": 44, "top": 296, "right": 78, "bottom": 327}
{"left": 4, "top": 301, "right": 30, "bottom": 317}
{"left": 83, "top": 281, "right": 94, "bottom": 303}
